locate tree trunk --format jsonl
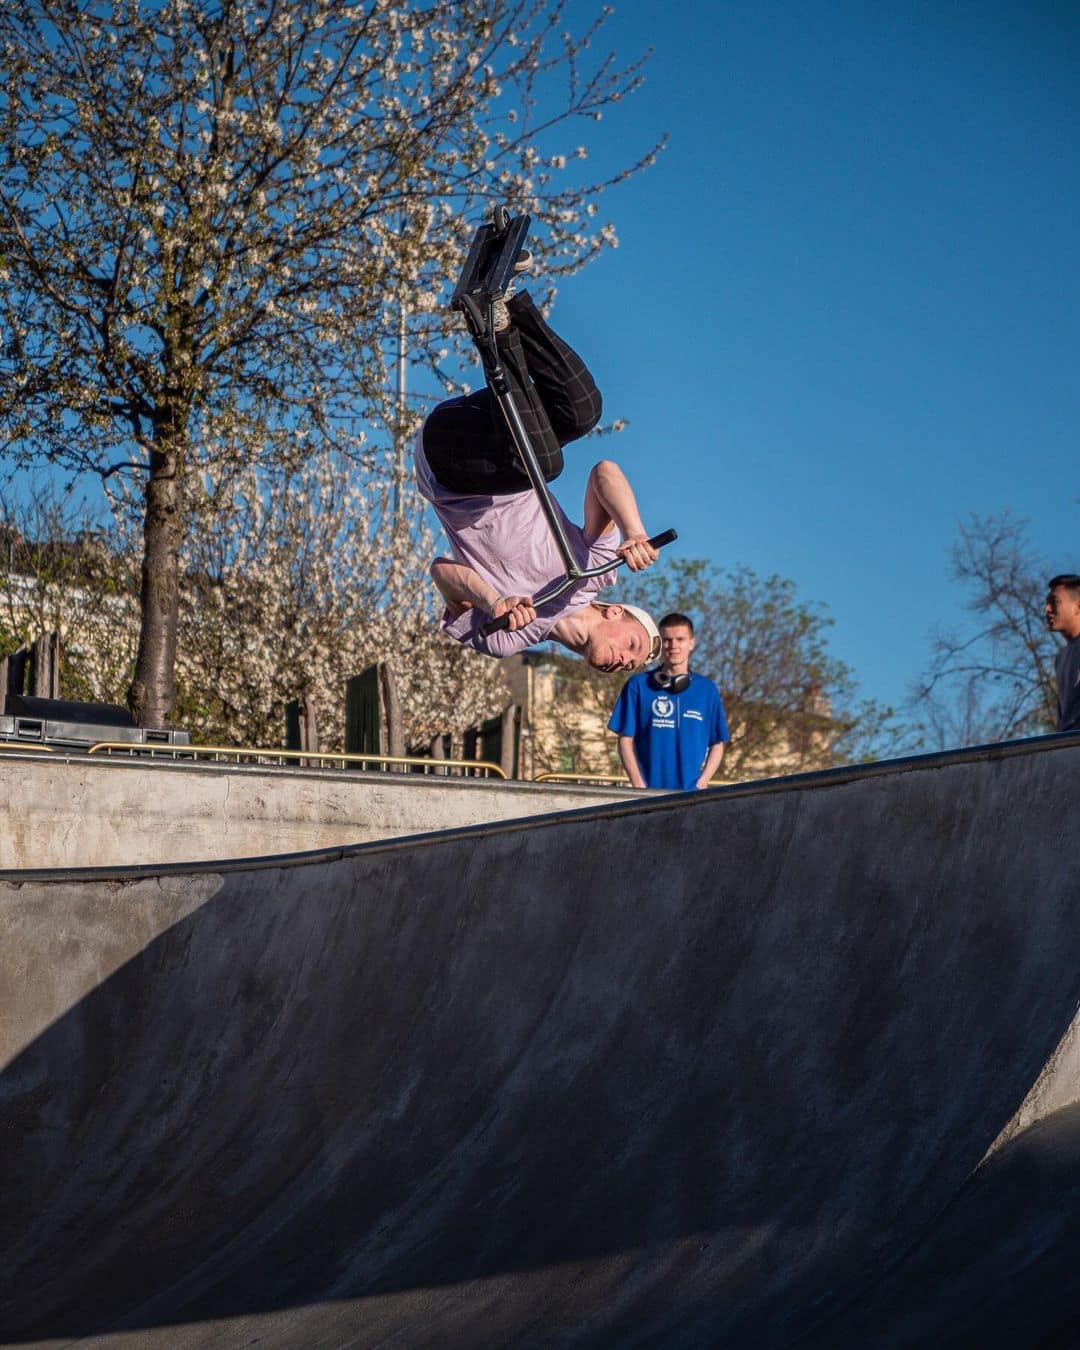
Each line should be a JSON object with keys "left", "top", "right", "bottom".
{"left": 129, "top": 436, "right": 183, "bottom": 727}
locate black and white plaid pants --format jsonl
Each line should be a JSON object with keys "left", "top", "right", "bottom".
{"left": 421, "top": 291, "right": 603, "bottom": 495}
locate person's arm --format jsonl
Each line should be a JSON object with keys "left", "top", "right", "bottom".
{"left": 429, "top": 558, "right": 536, "bottom": 630}
{"left": 583, "top": 459, "right": 658, "bottom": 572}
{"left": 618, "top": 735, "right": 648, "bottom": 789}
{"left": 695, "top": 742, "right": 725, "bottom": 790}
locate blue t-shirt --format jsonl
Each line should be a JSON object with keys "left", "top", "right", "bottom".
{"left": 608, "top": 671, "right": 729, "bottom": 790}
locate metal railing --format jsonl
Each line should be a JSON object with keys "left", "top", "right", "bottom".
{"left": 0, "top": 740, "right": 53, "bottom": 752}
{"left": 85, "top": 742, "right": 506, "bottom": 778}
{"left": 535, "top": 770, "right": 632, "bottom": 787}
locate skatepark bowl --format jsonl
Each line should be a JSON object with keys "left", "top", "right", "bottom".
{"left": 3, "top": 733, "right": 1080, "bottom": 1348}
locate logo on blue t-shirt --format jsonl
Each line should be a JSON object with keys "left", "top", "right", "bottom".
{"left": 651, "top": 694, "right": 674, "bottom": 719}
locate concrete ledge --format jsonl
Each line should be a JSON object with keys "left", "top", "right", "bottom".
{"left": 0, "top": 750, "right": 644, "bottom": 871}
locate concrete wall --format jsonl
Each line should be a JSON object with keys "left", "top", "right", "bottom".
{"left": 0, "top": 751, "right": 636, "bottom": 870}
{"left": 4, "top": 735, "right": 1080, "bottom": 1347}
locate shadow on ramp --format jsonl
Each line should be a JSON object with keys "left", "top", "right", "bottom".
{"left": 3, "top": 737, "right": 1080, "bottom": 1347}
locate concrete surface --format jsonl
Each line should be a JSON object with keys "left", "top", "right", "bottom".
{"left": 3, "top": 734, "right": 1080, "bottom": 1347}
{"left": 0, "top": 751, "right": 635, "bottom": 869}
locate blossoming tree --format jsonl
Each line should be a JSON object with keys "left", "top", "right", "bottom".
{"left": 0, "top": 0, "right": 660, "bottom": 724}
{"left": 171, "top": 452, "right": 510, "bottom": 749}
{"left": 2, "top": 461, "right": 510, "bottom": 749}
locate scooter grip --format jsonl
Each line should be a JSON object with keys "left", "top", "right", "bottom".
{"left": 479, "top": 612, "right": 512, "bottom": 638}
{"left": 648, "top": 528, "right": 677, "bottom": 549}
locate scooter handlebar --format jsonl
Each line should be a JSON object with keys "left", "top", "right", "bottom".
{"left": 478, "top": 528, "right": 678, "bottom": 638}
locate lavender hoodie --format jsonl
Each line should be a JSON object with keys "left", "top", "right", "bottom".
{"left": 415, "top": 428, "right": 620, "bottom": 658}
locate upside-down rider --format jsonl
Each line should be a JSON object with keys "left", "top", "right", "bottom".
{"left": 416, "top": 247, "right": 663, "bottom": 672}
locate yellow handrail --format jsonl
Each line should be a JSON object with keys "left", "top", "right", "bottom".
{"left": 0, "top": 740, "right": 54, "bottom": 752}
{"left": 84, "top": 742, "right": 506, "bottom": 778}
{"left": 534, "top": 770, "right": 631, "bottom": 787}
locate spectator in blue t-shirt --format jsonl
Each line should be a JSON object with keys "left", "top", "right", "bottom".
{"left": 608, "top": 612, "right": 729, "bottom": 790}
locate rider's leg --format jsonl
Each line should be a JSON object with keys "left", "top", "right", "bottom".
{"left": 420, "top": 386, "right": 529, "bottom": 495}
{"left": 504, "top": 291, "right": 602, "bottom": 445}
{"left": 421, "top": 292, "right": 600, "bottom": 495}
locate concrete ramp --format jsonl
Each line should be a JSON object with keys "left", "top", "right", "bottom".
{"left": 3, "top": 737, "right": 1080, "bottom": 1346}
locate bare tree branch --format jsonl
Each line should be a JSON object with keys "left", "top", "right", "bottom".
{"left": 911, "top": 512, "right": 1060, "bottom": 747}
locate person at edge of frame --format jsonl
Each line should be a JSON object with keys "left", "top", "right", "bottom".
{"left": 1046, "top": 573, "right": 1080, "bottom": 733}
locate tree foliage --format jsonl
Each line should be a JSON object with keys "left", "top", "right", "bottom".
{"left": 620, "top": 557, "right": 903, "bottom": 777}
{"left": 168, "top": 453, "right": 509, "bottom": 748}
{"left": 0, "top": 0, "right": 660, "bottom": 724}
{"left": 1, "top": 461, "right": 509, "bottom": 748}
{"left": 913, "top": 512, "right": 1061, "bottom": 747}
{"left": 0, "top": 488, "right": 140, "bottom": 703}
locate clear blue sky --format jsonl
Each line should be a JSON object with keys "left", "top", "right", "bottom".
{"left": 543, "top": 0, "right": 1079, "bottom": 719}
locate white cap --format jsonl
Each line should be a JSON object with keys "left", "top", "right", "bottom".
{"left": 620, "top": 603, "right": 662, "bottom": 666}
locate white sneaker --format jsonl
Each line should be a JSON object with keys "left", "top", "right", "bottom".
{"left": 492, "top": 251, "right": 533, "bottom": 331}
{"left": 491, "top": 296, "right": 511, "bottom": 333}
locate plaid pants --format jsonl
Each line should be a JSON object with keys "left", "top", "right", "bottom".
{"left": 422, "top": 291, "right": 603, "bottom": 494}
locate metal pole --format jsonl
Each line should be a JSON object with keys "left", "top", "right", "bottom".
{"left": 488, "top": 363, "right": 581, "bottom": 578}
{"left": 393, "top": 212, "right": 408, "bottom": 524}
{"left": 393, "top": 295, "right": 407, "bottom": 522}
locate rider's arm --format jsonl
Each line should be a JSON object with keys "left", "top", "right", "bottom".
{"left": 430, "top": 558, "right": 536, "bottom": 630}
{"left": 583, "top": 460, "right": 658, "bottom": 572}
{"left": 618, "top": 735, "right": 648, "bottom": 789}
{"left": 696, "top": 742, "right": 725, "bottom": 790}
{"left": 430, "top": 557, "right": 498, "bottom": 617}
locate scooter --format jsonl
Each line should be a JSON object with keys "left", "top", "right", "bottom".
{"left": 451, "top": 206, "right": 676, "bottom": 639}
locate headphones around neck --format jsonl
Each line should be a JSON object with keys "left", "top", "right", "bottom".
{"left": 649, "top": 668, "right": 691, "bottom": 694}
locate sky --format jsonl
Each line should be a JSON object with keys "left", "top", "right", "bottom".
{"left": 536, "top": 0, "right": 1079, "bottom": 721}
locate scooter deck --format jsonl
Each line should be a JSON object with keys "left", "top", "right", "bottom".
{"left": 451, "top": 211, "right": 531, "bottom": 310}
